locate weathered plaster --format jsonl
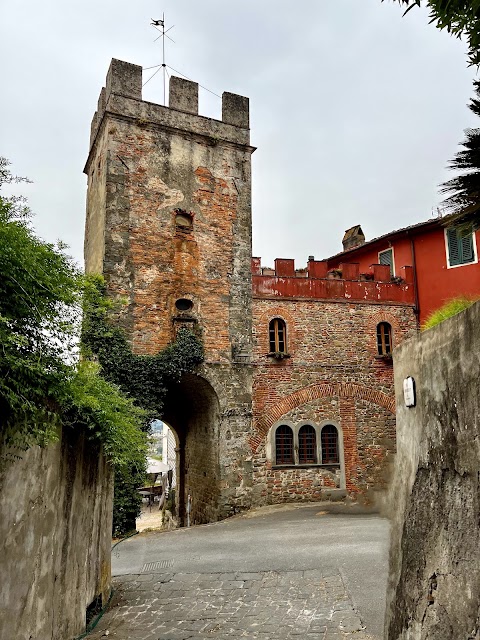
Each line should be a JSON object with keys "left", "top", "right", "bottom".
{"left": 385, "top": 301, "right": 480, "bottom": 640}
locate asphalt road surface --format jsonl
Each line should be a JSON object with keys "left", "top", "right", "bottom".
{"left": 89, "top": 503, "right": 389, "bottom": 640}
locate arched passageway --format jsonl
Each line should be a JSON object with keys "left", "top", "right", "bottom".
{"left": 163, "top": 374, "right": 221, "bottom": 526}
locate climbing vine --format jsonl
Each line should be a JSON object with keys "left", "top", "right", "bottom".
{"left": 81, "top": 275, "right": 204, "bottom": 535}
{"left": 81, "top": 275, "right": 204, "bottom": 418}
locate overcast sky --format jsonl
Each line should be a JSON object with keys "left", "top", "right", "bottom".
{"left": 1, "top": 0, "right": 477, "bottom": 269}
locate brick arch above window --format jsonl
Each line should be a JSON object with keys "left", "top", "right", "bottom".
{"left": 250, "top": 381, "right": 395, "bottom": 453}
{"left": 253, "top": 306, "right": 297, "bottom": 357}
{"left": 365, "top": 311, "right": 403, "bottom": 357}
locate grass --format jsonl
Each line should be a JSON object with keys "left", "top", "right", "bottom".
{"left": 422, "top": 297, "right": 480, "bottom": 331}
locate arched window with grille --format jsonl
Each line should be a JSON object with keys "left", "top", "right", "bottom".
{"left": 298, "top": 424, "right": 317, "bottom": 464}
{"left": 376, "top": 322, "right": 392, "bottom": 356}
{"left": 275, "top": 425, "right": 294, "bottom": 465}
{"left": 269, "top": 318, "right": 287, "bottom": 354}
{"left": 321, "top": 425, "right": 339, "bottom": 464}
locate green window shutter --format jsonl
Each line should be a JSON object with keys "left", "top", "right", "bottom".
{"left": 447, "top": 226, "right": 475, "bottom": 266}
{"left": 460, "top": 229, "right": 474, "bottom": 263}
{"left": 447, "top": 228, "right": 461, "bottom": 266}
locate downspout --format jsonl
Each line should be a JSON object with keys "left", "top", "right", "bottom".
{"left": 407, "top": 231, "right": 420, "bottom": 329}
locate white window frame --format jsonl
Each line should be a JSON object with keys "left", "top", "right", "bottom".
{"left": 444, "top": 227, "right": 478, "bottom": 269}
{"left": 378, "top": 247, "right": 395, "bottom": 276}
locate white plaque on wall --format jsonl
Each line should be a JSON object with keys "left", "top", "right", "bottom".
{"left": 403, "top": 376, "right": 416, "bottom": 407}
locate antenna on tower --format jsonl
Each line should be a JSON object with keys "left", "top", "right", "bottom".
{"left": 143, "top": 14, "right": 175, "bottom": 105}
{"left": 143, "top": 16, "right": 222, "bottom": 103}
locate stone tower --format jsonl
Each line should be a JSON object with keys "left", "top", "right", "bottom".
{"left": 84, "top": 59, "right": 256, "bottom": 524}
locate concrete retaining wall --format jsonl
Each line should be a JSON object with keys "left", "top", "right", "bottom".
{"left": 0, "top": 425, "right": 113, "bottom": 640}
{"left": 385, "top": 301, "right": 480, "bottom": 639}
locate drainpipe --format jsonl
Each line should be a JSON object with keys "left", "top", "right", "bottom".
{"left": 407, "top": 231, "right": 420, "bottom": 328}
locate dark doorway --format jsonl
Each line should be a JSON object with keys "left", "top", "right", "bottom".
{"left": 163, "top": 374, "right": 221, "bottom": 526}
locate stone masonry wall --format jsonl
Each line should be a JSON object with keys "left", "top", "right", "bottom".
{"left": 0, "top": 426, "right": 113, "bottom": 640}
{"left": 84, "top": 61, "right": 256, "bottom": 521}
{"left": 385, "top": 301, "right": 480, "bottom": 640}
{"left": 251, "top": 298, "right": 417, "bottom": 502}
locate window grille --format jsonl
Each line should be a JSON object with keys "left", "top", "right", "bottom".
{"left": 377, "top": 322, "right": 392, "bottom": 356}
{"left": 321, "top": 425, "right": 339, "bottom": 464}
{"left": 378, "top": 248, "right": 394, "bottom": 275}
{"left": 298, "top": 425, "right": 317, "bottom": 464}
{"left": 269, "top": 318, "right": 287, "bottom": 353}
{"left": 275, "top": 425, "right": 294, "bottom": 464}
{"left": 446, "top": 227, "right": 475, "bottom": 266}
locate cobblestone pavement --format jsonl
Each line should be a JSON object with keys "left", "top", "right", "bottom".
{"left": 89, "top": 568, "right": 375, "bottom": 640}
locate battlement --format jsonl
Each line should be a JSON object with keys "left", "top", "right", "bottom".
{"left": 88, "top": 58, "right": 251, "bottom": 153}
{"left": 252, "top": 257, "right": 414, "bottom": 305}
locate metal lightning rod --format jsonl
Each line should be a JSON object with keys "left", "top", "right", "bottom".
{"left": 148, "top": 15, "right": 175, "bottom": 105}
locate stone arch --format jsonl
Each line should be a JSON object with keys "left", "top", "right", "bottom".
{"left": 251, "top": 381, "right": 395, "bottom": 452}
{"left": 163, "top": 373, "right": 221, "bottom": 525}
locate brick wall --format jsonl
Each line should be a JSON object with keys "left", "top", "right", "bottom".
{"left": 251, "top": 298, "right": 417, "bottom": 501}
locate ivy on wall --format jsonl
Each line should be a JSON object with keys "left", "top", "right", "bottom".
{"left": 0, "top": 159, "right": 204, "bottom": 536}
{"left": 81, "top": 275, "right": 204, "bottom": 418}
{"left": 81, "top": 276, "right": 204, "bottom": 535}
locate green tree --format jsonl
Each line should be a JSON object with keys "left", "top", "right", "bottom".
{"left": 0, "top": 159, "right": 148, "bottom": 495}
{"left": 440, "top": 80, "right": 480, "bottom": 227}
{"left": 0, "top": 158, "right": 80, "bottom": 451}
{"left": 386, "top": 1, "right": 480, "bottom": 65}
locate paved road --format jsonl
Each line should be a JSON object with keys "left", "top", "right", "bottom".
{"left": 89, "top": 503, "right": 389, "bottom": 640}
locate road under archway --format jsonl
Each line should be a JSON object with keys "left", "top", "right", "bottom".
{"left": 163, "top": 374, "right": 221, "bottom": 527}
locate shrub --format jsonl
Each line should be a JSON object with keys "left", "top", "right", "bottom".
{"left": 422, "top": 297, "right": 480, "bottom": 330}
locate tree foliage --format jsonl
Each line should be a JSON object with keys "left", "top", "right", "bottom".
{"left": 386, "top": 0, "right": 480, "bottom": 66}
{"left": 440, "top": 80, "right": 480, "bottom": 227}
{"left": 0, "top": 159, "right": 148, "bottom": 479}
{"left": 0, "top": 158, "right": 80, "bottom": 451}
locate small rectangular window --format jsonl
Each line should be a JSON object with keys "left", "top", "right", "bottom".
{"left": 378, "top": 248, "right": 394, "bottom": 275}
{"left": 269, "top": 318, "right": 287, "bottom": 354}
{"left": 446, "top": 226, "right": 475, "bottom": 267}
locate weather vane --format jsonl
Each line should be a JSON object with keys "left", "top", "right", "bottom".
{"left": 142, "top": 15, "right": 221, "bottom": 104}
{"left": 143, "top": 14, "right": 175, "bottom": 105}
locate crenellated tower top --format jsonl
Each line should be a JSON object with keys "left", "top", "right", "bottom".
{"left": 86, "top": 58, "right": 251, "bottom": 162}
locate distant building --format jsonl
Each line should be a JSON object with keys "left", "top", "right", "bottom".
{"left": 150, "top": 419, "right": 163, "bottom": 459}
{"left": 162, "top": 425, "right": 177, "bottom": 489}
{"left": 149, "top": 420, "right": 177, "bottom": 489}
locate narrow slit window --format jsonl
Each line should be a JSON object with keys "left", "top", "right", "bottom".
{"left": 269, "top": 318, "right": 287, "bottom": 353}
{"left": 377, "top": 322, "right": 392, "bottom": 356}
{"left": 275, "top": 425, "right": 294, "bottom": 465}
{"left": 321, "top": 425, "right": 339, "bottom": 464}
{"left": 298, "top": 425, "right": 317, "bottom": 464}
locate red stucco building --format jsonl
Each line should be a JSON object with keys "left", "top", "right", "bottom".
{"left": 326, "top": 219, "right": 480, "bottom": 325}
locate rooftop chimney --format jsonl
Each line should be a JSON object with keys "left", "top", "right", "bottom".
{"left": 342, "top": 225, "right": 365, "bottom": 251}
